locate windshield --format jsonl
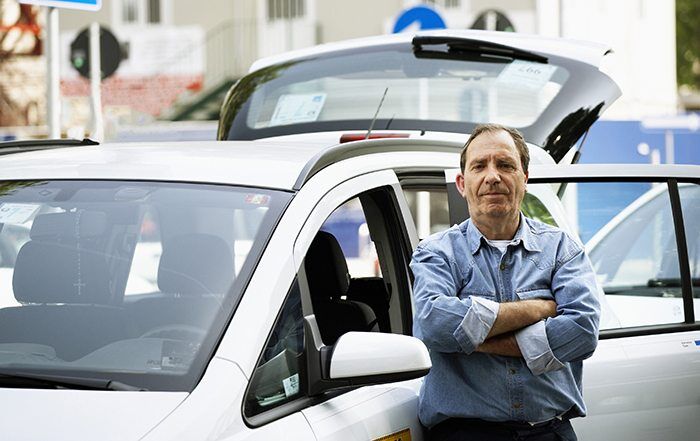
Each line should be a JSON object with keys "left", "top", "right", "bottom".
{"left": 221, "top": 43, "right": 575, "bottom": 141}
{"left": 0, "top": 180, "right": 289, "bottom": 391}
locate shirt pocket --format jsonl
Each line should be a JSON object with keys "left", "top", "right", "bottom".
{"left": 457, "top": 286, "right": 497, "bottom": 302}
{"left": 515, "top": 287, "right": 554, "bottom": 301}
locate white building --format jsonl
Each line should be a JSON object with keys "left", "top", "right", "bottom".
{"left": 1, "top": 0, "right": 677, "bottom": 132}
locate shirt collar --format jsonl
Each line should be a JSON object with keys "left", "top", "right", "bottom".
{"left": 464, "top": 213, "right": 541, "bottom": 255}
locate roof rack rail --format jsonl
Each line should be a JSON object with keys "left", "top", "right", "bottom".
{"left": 0, "top": 138, "right": 99, "bottom": 156}
{"left": 293, "top": 139, "right": 462, "bottom": 190}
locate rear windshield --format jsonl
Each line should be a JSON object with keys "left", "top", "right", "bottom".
{"left": 0, "top": 180, "right": 289, "bottom": 391}
{"left": 221, "top": 43, "right": 570, "bottom": 140}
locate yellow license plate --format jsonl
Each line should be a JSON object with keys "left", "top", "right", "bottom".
{"left": 373, "top": 428, "right": 411, "bottom": 441}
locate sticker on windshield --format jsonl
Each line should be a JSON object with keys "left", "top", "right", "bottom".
{"left": 282, "top": 373, "right": 300, "bottom": 397}
{"left": 269, "top": 93, "right": 326, "bottom": 126}
{"left": 245, "top": 194, "right": 270, "bottom": 206}
{"left": 497, "top": 60, "right": 557, "bottom": 90}
{"left": 0, "top": 203, "right": 40, "bottom": 225}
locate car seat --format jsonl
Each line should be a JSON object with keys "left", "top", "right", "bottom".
{"left": 128, "top": 233, "right": 233, "bottom": 336}
{"left": 304, "top": 231, "right": 378, "bottom": 345}
{"left": 0, "top": 211, "right": 129, "bottom": 361}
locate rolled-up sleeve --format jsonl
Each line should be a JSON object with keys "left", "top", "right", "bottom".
{"left": 515, "top": 320, "right": 565, "bottom": 375}
{"left": 544, "top": 244, "right": 601, "bottom": 364}
{"left": 454, "top": 297, "right": 500, "bottom": 354}
{"left": 411, "top": 245, "right": 498, "bottom": 354}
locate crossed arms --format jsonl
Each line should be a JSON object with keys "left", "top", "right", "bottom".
{"left": 411, "top": 243, "right": 600, "bottom": 375}
{"left": 476, "top": 299, "right": 557, "bottom": 357}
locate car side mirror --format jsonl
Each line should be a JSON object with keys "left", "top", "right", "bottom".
{"left": 303, "top": 315, "right": 431, "bottom": 396}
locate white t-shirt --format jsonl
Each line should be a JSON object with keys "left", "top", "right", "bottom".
{"left": 485, "top": 238, "right": 511, "bottom": 254}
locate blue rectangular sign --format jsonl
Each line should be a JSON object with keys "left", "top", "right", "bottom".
{"left": 18, "top": 0, "right": 101, "bottom": 11}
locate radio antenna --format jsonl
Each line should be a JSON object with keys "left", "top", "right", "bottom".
{"left": 365, "top": 87, "right": 389, "bottom": 139}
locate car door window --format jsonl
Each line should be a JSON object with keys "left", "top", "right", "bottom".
{"left": 245, "top": 279, "right": 304, "bottom": 415}
{"left": 678, "top": 183, "right": 700, "bottom": 317}
{"left": 528, "top": 180, "right": 688, "bottom": 329}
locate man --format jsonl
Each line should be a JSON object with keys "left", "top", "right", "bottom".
{"left": 411, "top": 124, "right": 600, "bottom": 441}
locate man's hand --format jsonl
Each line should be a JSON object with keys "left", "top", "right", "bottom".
{"left": 486, "top": 299, "right": 556, "bottom": 339}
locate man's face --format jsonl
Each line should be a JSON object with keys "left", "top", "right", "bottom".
{"left": 456, "top": 130, "right": 528, "bottom": 224}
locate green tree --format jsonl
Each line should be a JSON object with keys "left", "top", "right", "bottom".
{"left": 677, "top": 0, "right": 700, "bottom": 89}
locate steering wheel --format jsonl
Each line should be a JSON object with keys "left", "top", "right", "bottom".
{"left": 139, "top": 324, "right": 207, "bottom": 341}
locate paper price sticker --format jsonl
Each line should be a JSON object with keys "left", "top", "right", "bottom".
{"left": 497, "top": 60, "right": 557, "bottom": 90}
{"left": 270, "top": 93, "right": 327, "bottom": 126}
{"left": 282, "top": 373, "right": 300, "bottom": 397}
{"left": 0, "top": 203, "right": 40, "bottom": 225}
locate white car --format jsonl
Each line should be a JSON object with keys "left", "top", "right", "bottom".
{"left": 0, "top": 30, "right": 696, "bottom": 441}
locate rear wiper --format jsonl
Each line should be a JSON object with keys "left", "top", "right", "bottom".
{"left": 0, "top": 370, "right": 147, "bottom": 391}
{"left": 412, "top": 36, "right": 548, "bottom": 63}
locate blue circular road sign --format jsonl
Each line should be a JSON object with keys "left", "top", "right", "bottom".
{"left": 392, "top": 5, "right": 446, "bottom": 33}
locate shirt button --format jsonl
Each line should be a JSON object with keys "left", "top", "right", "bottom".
{"left": 499, "top": 262, "right": 506, "bottom": 271}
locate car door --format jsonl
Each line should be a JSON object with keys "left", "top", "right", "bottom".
{"left": 295, "top": 170, "right": 423, "bottom": 441}
{"left": 441, "top": 164, "right": 700, "bottom": 441}
{"left": 241, "top": 169, "right": 425, "bottom": 441}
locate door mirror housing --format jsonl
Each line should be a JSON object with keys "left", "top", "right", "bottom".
{"left": 303, "top": 316, "right": 431, "bottom": 396}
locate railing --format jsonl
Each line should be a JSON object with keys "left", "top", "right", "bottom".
{"left": 204, "top": 19, "right": 258, "bottom": 88}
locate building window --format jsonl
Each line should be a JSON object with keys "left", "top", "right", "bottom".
{"left": 267, "top": 0, "right": 306, "bottom": 21}
{"left": 422, "top": 0, "right": 460, "bottom": 7}
{"left": 117, "top": 0, "right": 163, "bottom": 25}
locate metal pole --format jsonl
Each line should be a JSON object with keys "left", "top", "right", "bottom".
{"left": 46, "top": 7, "right": 60, "bottom": 138}
{"left": 89, "top": 22, "right": 103, "bottom": 141}
{"left": 665, "top": 129, "right": 675, "bottom": 164}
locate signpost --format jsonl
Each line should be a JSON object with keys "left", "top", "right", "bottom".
{"left": 18, "top": 0, "right": 102, "bottom": 139}
{"left": 392, "top": 5, "right": 446, "bottom": 33}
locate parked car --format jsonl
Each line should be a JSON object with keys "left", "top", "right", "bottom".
{"left": 0, "top": 30, "right": 697, "bottom": 441}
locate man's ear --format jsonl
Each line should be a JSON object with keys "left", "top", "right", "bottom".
{"left": 456, "top": 172, "right": 466, "bottom": 194}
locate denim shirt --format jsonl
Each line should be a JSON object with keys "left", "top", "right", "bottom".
{"left": 411, "top": 215, "right": 600, "bottom": 428}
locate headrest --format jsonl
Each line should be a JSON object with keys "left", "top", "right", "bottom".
{"left": 158, "top": 234, "right": 234, "bottom": 295}
{"left": 305, "top": 231, "right": 350, "bottom": 301}
{"left": 30, "top": 211, "right": 107, "bottom": 240}
{"left": 13, "top": 241, "right": 111, "bottom": 304}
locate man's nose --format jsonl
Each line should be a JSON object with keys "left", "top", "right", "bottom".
{"left": 484, "top": 165, "right": 501, "bottom": 184}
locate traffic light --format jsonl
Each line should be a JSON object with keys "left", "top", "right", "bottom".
{"left": 69, "top": 25, "right": 125, "bottom": 80}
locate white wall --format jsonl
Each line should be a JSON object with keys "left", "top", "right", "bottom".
{"left": 558, "top": 0, "right": 677, "bottom": 118}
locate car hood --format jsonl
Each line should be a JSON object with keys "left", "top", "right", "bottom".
{"left": 220, "top": 29, "right": 622, "bottom": 164}
{"left": 0, "top": 388, "right": 187, "bottom": 440}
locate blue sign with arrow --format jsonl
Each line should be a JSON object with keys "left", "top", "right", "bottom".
{"left": 392, "top": 5, "right": 446, "bottom": 33}
{"left": 18, "top": 0, "right": 101, "bottom": 11}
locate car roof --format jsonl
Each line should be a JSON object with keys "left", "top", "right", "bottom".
{"left": 0, "top": 141, "right": 325, "bottom": 190}
{"left": 250, "top": 29, "right": 614, "bottom": 73}
{"left": 0, "top": 138, "right": 465, "bottom": 190}
{"left": 3, "top": 140, "right": 696, "bottom": 192}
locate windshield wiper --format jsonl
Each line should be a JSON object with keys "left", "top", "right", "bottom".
{"left": 647, "top": 278, "right": 700, "bottom": 288}
{"left": 412, "top": 36, "right": 548, "bottom": 63}
{"left": 0, "top": 370, "right": 147, "bottom": 391}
